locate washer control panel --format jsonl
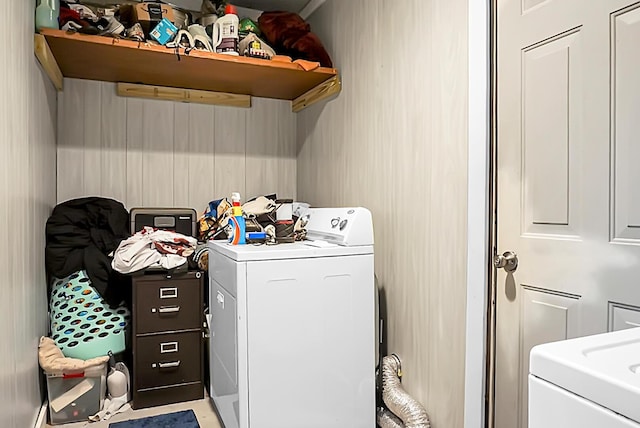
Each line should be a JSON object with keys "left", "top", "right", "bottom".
{"left": 305, "top": 208, "right": 373, "bottom": 246}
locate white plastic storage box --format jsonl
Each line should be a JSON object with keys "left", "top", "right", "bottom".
{"left": 46, "top": 364, "right": 107, "bottom": 425}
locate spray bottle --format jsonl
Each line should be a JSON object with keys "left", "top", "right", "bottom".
{"left": 228, "top": 192, "right": 246, "bottom": 245}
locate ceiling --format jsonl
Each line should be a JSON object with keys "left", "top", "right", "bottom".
{"left": 155, "top": 0, "right": 316, "bottom": 14}
{"left": 232, "top": 0, "right": 312, "bottom": 12}
{"left": 87, "top": 0, "right": 322, "bottom": 16}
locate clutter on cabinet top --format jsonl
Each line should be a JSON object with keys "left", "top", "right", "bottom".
{"left": 198, "top": 194, "right": 278, "bottom": 242}
{"left": 112, "top": 227, "right": 197, "bottom": 274}
{"left": 195, "top": 193, "right": 311, "bottom": 272}
{"left": 197, "top": 193, "right": 308, "bottom": 247}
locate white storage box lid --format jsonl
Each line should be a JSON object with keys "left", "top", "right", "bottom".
{"left": 530, "top": 328, "right": 640, "bottom": 423}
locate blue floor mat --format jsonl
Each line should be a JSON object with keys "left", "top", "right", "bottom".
{"left": 108, "top": 409, "right": 200, "bottom": 428}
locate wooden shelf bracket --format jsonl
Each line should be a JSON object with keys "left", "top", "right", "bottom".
{"left": 34, "top": 34, "right": 63, "bottom": 91}
{"left": 116, "top": 82, "right": 252, "bottom": 108}
{"left": 292, "top": 75, "right": 342, "bottom": 113}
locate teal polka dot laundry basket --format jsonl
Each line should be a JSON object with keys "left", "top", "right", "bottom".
{"left": 50, "top": 271, "right": 130, "bottom": 360}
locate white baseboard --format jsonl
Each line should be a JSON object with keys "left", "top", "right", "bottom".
{"left": 34, "top": 402, "right": 47, "bottom": 428}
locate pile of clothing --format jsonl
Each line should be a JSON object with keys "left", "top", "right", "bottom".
{"left": 112, "top": 226, "right": 197, "bottom": 273}
{"left": 60, "top": 1, "right": 125, "bottom": 36}
{"left": 45, "top": 197, "right": 130, "bottom": 307}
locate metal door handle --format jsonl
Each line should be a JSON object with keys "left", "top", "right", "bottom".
{"left": 158, "top": 361, "right": 181, "bottom": 369}
{"left": 494, "top": 251, "right": 518, "bottom": 273}
{"left": 158, "top": 305, "right": 180, "bottom": 314}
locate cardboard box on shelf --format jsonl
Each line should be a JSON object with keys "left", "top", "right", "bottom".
{"left": 150, "top": 18, "right": 178, "bottom": 45}
{"left": 138, "top": 2, "right": 175, "bottom": 36}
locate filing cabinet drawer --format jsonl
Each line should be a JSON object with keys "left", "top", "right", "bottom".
{"left": 134, "top": 272, "right": 202, "bottom": 334}
{"left": 135, "top": 331, "right": 202, "bottom": 390}
{"left": 133, "top": 382, "right": 204, "bottom": 409}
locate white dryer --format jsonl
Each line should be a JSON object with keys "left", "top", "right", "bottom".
{"left": 207, "top": 207, "right": 376, "bottom": 428}
{"left": 529, "top": 328, "right": 640, "bottom": 428}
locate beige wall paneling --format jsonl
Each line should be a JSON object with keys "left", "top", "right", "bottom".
{"left": 1, "top": 9, "right": 12, "bottom": 422}
{"left": 58, "top": 80, "right": 297, "bottom": 211}
{"left": 246, "top": 98, "right": 297, "bottom": 200}
{"left": 100, "top": 82, "right": 127, "bottom": 203}
{"left": 126, "top": 98, "right": 145, "bottom": 208}
{"left": 83, "top": 80, "right": 103, "bottom": 196}
{"left": 142, "top": 99, "right": 175, "bottom": 207}
{"left": 298, "top": 1, "right": 468, "bottom": 427}
{"left": 57, "top": 78, "right": 85, "bottom": 203}
{"left": 426, "top": 0, "right": 469, "bottom": 425}
{"left": 173, "top": 103, "right": 191, "bottom": 208}
{"left": 181, "top": 103, "right": 217, "bottom": 210}
{"left": 214, "top": 107, "right": 247, "bottom": 198}
{"left": 0, "top": 0, "right": 58, "bottom": 426}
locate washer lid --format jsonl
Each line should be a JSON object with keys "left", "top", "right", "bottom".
{"left": 207, "top": 240, "right": 373, "bottom": 261}
{"left": 530, "top": 327, "right": 640, "bottom": 423}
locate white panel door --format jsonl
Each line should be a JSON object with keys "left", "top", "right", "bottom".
{"left": 495, "top": 1, "right": 640, "bottom": 427}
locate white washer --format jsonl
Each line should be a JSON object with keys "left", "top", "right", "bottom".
{"left": 529, "top": 328, "right": 640, "bottom": 428}
{"left": 207, "top": 208, "right": 375, "bottom": 428}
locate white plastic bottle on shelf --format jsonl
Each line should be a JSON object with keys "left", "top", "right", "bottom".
{"left": 212, "top": 4, "right": 239, "bottom": 56}
{"left": 35, "top": 0, "right": 60, "bottom": 31}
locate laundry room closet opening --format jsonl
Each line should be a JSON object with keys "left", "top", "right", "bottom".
{"left": 5, "top": 0, "right": 472, "bottom": 427}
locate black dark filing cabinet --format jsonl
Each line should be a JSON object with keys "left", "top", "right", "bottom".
{"left": 131, "top": 271, "right": 204, "bottom": 409}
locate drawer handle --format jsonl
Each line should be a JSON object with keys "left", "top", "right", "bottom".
{"left": 160, "top": 287, "right": 178, "bottom": 299}
{"left": 158, "top": 305, "right": 180, "bottom": 314}
{"left": 158, "top": 361, "right": 181, "bottom": 369}
{"left": 160, "top": 342, "right": 178, "bottom": 353}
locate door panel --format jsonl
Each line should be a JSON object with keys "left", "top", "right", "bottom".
{"left": 612, "top": 4, "right": 640, "bottom": 242}
{"left": 608, "top": 302, "right": 640, "bottom": 331}
{"left": 518, "top": 286, "right": 581, "bottom": 428}
{"left": 522, "top": 29, "right": 581, "bottom": 237}
{"left": 495, "top": 1, "right": 640, "bottom": 427}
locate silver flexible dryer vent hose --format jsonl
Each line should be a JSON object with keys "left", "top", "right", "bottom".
{"left": 377, "top": 407, "right": 405, "bottom": 428}
{"left": 380, "top": 354, "right": 431, "bottom": 428}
